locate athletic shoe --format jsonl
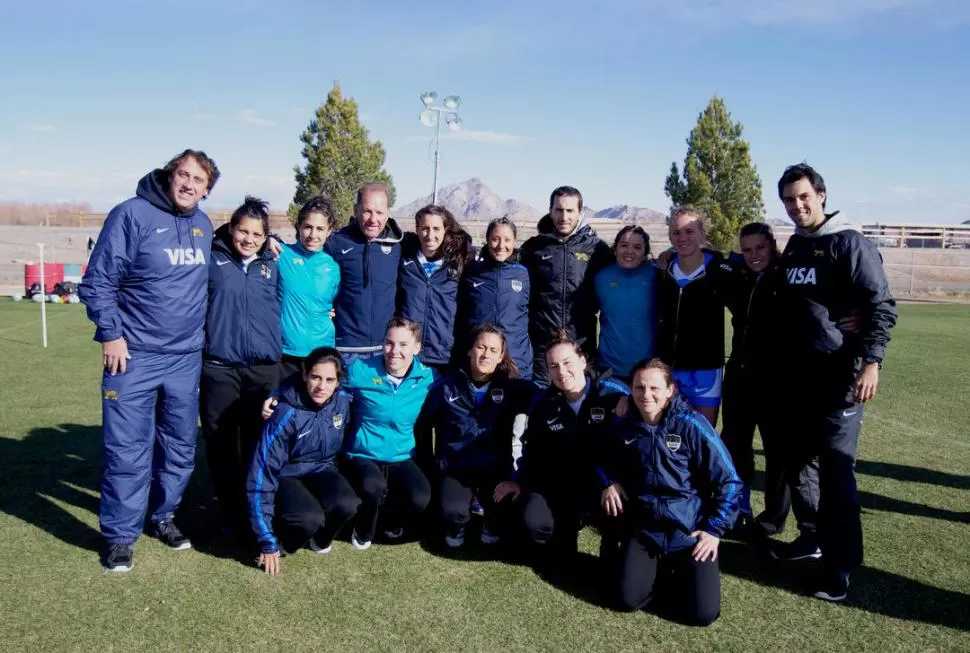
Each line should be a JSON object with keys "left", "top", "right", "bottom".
{"left": 480, "top": 526, "right": 500, "bottom": 545}
{"left": 351, "top": 530, "right": 372, "bottom": 551}
{"left": 445, "top": 526, "right": 466, "bottom": 549}
{"left": 384, "top": 527, "right": 404, "bottom": 541}
{"left": 769, "top": 535, "right": 821, "bottom": 561}
{"left": 152, "top": 520, "right": 192, "bottom": 551}
{"left": 103, "top": 544, "right": 133, "bottom": 573}
{"left": 469, "top": 496, "right": 485, "bottom": 517}
{"left": 813, "top": 569, "right": 850, "bottom": 602}
{"left": 308, "top": 537, "right": 333, "bottom": 554}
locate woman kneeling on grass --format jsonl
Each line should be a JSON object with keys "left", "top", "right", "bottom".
{"left": 599, "top": 358, "right": 741, "bottom": 626}
{"left": 248, "top": 347, "right": 359, "bottom": 575}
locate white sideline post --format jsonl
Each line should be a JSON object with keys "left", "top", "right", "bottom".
{"left": 38, "top": 243, "right": 48, "bottom": 348}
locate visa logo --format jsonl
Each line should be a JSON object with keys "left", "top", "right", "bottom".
{"left": 165, "top": 248, "right": 207, "bottom": 265}
{"left": 786, "top": 267, "right": 817, "bottom": 285}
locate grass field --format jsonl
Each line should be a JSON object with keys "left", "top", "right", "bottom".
{"left": 0, "top": 302, "right": 968, "bottom": 652}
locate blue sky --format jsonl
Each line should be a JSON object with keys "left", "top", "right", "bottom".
{"left": 2, "top": 0, "right": 968, "bottom": 224}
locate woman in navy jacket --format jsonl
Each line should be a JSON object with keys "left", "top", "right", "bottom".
{"left": 416, "top": 323, "right": 538, "bottom": 549}
{"left": 247, "top": 347, "right": 359, "bottom": 575}
{"left": 600, "top": 358, "right": 740, "bottom": 626}
{"left": 201, "top": 196, "right": 282, "bottom": 532}
{"left": 457, "top": 217, "right": 533, "bottom": 380}
{"left": 397, "top": 205, "right": 471, "bottom": 374}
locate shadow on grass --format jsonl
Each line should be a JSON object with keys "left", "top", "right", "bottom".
{"left": 860, "top": 491, "right": 970, "bottom": 524}
{"left": 718, "top": 540, "right": 970, "bottom": 632}
{"left": 0, "top": 423, "right": 104, "bottom": 552}
{"left": 856, "top": 459, "right": 970, "bottom": 491}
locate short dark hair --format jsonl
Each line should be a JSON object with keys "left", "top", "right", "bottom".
{"left": 303, "top": 346, "right": 345, "bottom": 380}
{"left": 230, "top": 196, "right": 270, "bottom": 234}
{"left": 549, "top": 186, "right": 583, "bottom": 212}
{"left": 385, "top": 316, "right": 422, "bottom": 344}
{"left": 297, "top": 195, "right": 337, "bottom": 229}
{"left": 778, "top": 163, "right": 827, "bottom": 208}
{"left": 163, "top": 149, "right": 220, "bottom": 192}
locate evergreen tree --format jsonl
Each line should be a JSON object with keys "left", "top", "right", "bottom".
{"left": 292, "top": 83, "right": 395, "bottom": 225}
{"left": 664, "top": 97, "right": 764, "bottom": 251}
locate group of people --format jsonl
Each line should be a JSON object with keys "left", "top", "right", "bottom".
{"left": 79, "top": 148, "right": 896, "bottom": 625}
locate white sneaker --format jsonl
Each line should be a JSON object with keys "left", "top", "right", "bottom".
{"left": 308, "top": 537, "right": 333, "bottom": 554}
{"left": 351, "top": 530, "right": 372, "bottom": 551}
{"left": 445, "top": 527, "right": 465, "bottom": 549}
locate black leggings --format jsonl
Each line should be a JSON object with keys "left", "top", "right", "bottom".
{"left": 343, "top": 457, "right": 432, "bottom": 541}
{"left": 521, "top": 488, "right": 589, "bottom": 553}
{"left": 619, "top": 537, "right": 721, "bottom": 627}
{"left": 274, "top": 470, "right": 359, "bottom": 553}
{"left": 437, "top": 471, "right": 513, "bottom": 535}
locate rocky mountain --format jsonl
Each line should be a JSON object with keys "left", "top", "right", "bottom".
{"left": 392, "top": 178, "right": 663, "bottom": 224}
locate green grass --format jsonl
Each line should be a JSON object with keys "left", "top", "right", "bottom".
{"left": 0, "top": 302, "right": 968, "bottom": 652}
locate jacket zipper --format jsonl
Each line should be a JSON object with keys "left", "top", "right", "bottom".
{"left": 672, "top": 286, "right": 683, "bottom": 366}
{"left": 739, "top": 274, "right": 762, "bottom": 370}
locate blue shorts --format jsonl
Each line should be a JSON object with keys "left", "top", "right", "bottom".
{"left": 672, "top": 368, "right": 723, "bottom": 408}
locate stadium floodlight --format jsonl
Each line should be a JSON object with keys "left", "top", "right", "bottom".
{"left": 418, "top": 90, "right": 463, "bottom": 204}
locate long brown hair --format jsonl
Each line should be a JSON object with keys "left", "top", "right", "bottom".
{"left": 415, "top": 205, "right": 471, "bottom": 275}
{"left": 467, "top": 323, "right": 519, "bottom": 379}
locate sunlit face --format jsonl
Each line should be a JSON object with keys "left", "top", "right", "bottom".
{"left": 468, "top": 332, "right": 504, "bottom": 380}
{"left": 299, "top": 212, "right": 331, "bottom": 252}
{"left": 782, "top": 178, "right": 827, "bottom": 231}
{"left": 417, "top": 214, "right": 445, "bottom": 258}
{"left": 166, "top": 156, "right": 210, "bottom": 213}
{"left": 304, "top": 361, "right": 340, "bottom": 406}
{"left": 355, "top": 189, "right": 390, "bottom": 239}
{"left": 550, "top": 195, "right": 581, "bottom": 237}
{"left": 230, "top": 216, "right": 266, "bottom": 259}
{"left": 632, "top": 367, "right": 675, "bottom": 423}
{"left": 487, "top": 224, "right": 515, "bottom": 262}
{"left": 615, "top": 231, "right": 647, "bottom": 269}
{"left": 740, "top": 233, "right": 773, "bottom": 273}
{"left": 547, "top": 343, "right": 587, "bottom": 395}
{"left": 668, "top": 213, "right": 705, "bottom": 259}
{"left": 383, "top": 326, "right": 421, "bottom": 375}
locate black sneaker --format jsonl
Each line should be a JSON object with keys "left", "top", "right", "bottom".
{"left": 103, "top": 544, "right": 133, "bottom": 572}
{"left": 153, "top": 520, "right": 192, "bottom": 550}
{"left": 769, "top": 535, "right": 821, "bottom": 561}
{"left": 813, "top": 569, "right": 850, "bottom": 602}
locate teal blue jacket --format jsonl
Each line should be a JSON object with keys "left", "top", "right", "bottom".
{"left": 344, "top": 355, "right": 437, "bottom": 463}
{"left": 276, "top": 242, "right": 340, "bottom": 357}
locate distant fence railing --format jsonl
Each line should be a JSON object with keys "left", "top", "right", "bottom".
{"left": 861, "top": 224, "right": 970, "bottom": 250}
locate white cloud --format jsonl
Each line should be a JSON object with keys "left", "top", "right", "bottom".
{"left": 26, "top": 124, "right": 57, "bottom": 133}
{"left": 237, "top": 109, "right": 276, "bottom": 127}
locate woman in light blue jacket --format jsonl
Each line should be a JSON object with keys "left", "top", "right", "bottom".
{"left": 276, "top": 196, "right": 341, "bottom": 379}
{"left": 341, "top": 317, "right": 436, "bottom": 549}
{"left": 594, "top": 225, "right": 658, "bottom": 382}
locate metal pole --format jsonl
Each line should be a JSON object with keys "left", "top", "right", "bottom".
{"left": 38, "top": 243, "right": 48, "bottom": 348}
{"left": 432, "top": 114, "right": 441, "bottom": 205}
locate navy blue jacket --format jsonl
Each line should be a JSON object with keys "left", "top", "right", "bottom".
{"left": 324, "top": 219, "right": 404, "bottom": 352}
{"left": 457, "top": 256, "right": 533, "bottom": 379}
{"left": 397, "top": 234, "right": 461, "bottom": 366}
{"left": 204, "top": 228, "right": 281, "bottom": 365}
{"left": 601, "top": 394, "right": 741, "bottom": 554}
{"left": 416, "top": 369, "right": 539, "bottom": 475}
{"left": 79, "top": 169, "right": 211, "bottom": 353}
{"left": 247, "top": 383, "right": 353, "bottom": 554}
{"left": 515, "top": 373, "right": 629, "bottom": 493}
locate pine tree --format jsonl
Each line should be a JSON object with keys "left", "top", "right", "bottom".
{"left": 291, "top": 83, "right": 395, "bottom": 225}
{"left": 664, "top": 97, "right": 764, "bottom": 252}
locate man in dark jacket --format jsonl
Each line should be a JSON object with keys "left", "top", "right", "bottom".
{"left": 324, "top": 182, "right": 404, "bottom": 364}
{"left": 80, "top": 149, "right": 220, "bottom": 572}
{"left": 520, "top": 186, "right": 613, "bottom": 385}
{"left": 774, "top": 163, "right": 896, "bottom": 602}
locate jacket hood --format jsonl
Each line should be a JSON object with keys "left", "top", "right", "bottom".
{"left": 278, "top": 378, "right": 333, "bottom": 412}
{"left": 536, "top": 213, "right": 593, "bottom": 241}
{"left": 136, "top": 169, "right": 199, "bottom": 218}
{"left": 345, "top": 216, "right": 404, "bottom": 244}
{"left": 796, "top": 211, "right": 856, "bottom": 238}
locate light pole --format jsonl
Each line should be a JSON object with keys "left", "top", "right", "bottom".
{"left": 419, "top": 91, "right": 462, "bottom": 204}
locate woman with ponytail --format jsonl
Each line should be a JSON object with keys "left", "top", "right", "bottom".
{"left": 202, "top": 196, "right": 282, "bottom": 532}
{"left": 397, "top": 205, "right": 472, "bottom": 374}
{"left": 416, "top": 323, "right": 538, "bottom": 549}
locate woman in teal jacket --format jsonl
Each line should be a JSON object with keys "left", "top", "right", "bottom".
{"left": 276, "top": 196, "right": 341, "bottom": 379}
{"left": 341, "top": 317, "right": 436, "bottom": 549}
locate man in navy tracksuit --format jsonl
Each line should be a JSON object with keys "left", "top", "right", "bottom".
{"left": 775, "top": 163, "right": 896, "bottom": 602}
{"left": 520, "top": 187, "right": 613, "bottom": 385}
{"left": 324, "top": 183, "right": 403, "bottom": 364}
{"left": 80, "top": 149, "right": 219, "bottom": 572}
